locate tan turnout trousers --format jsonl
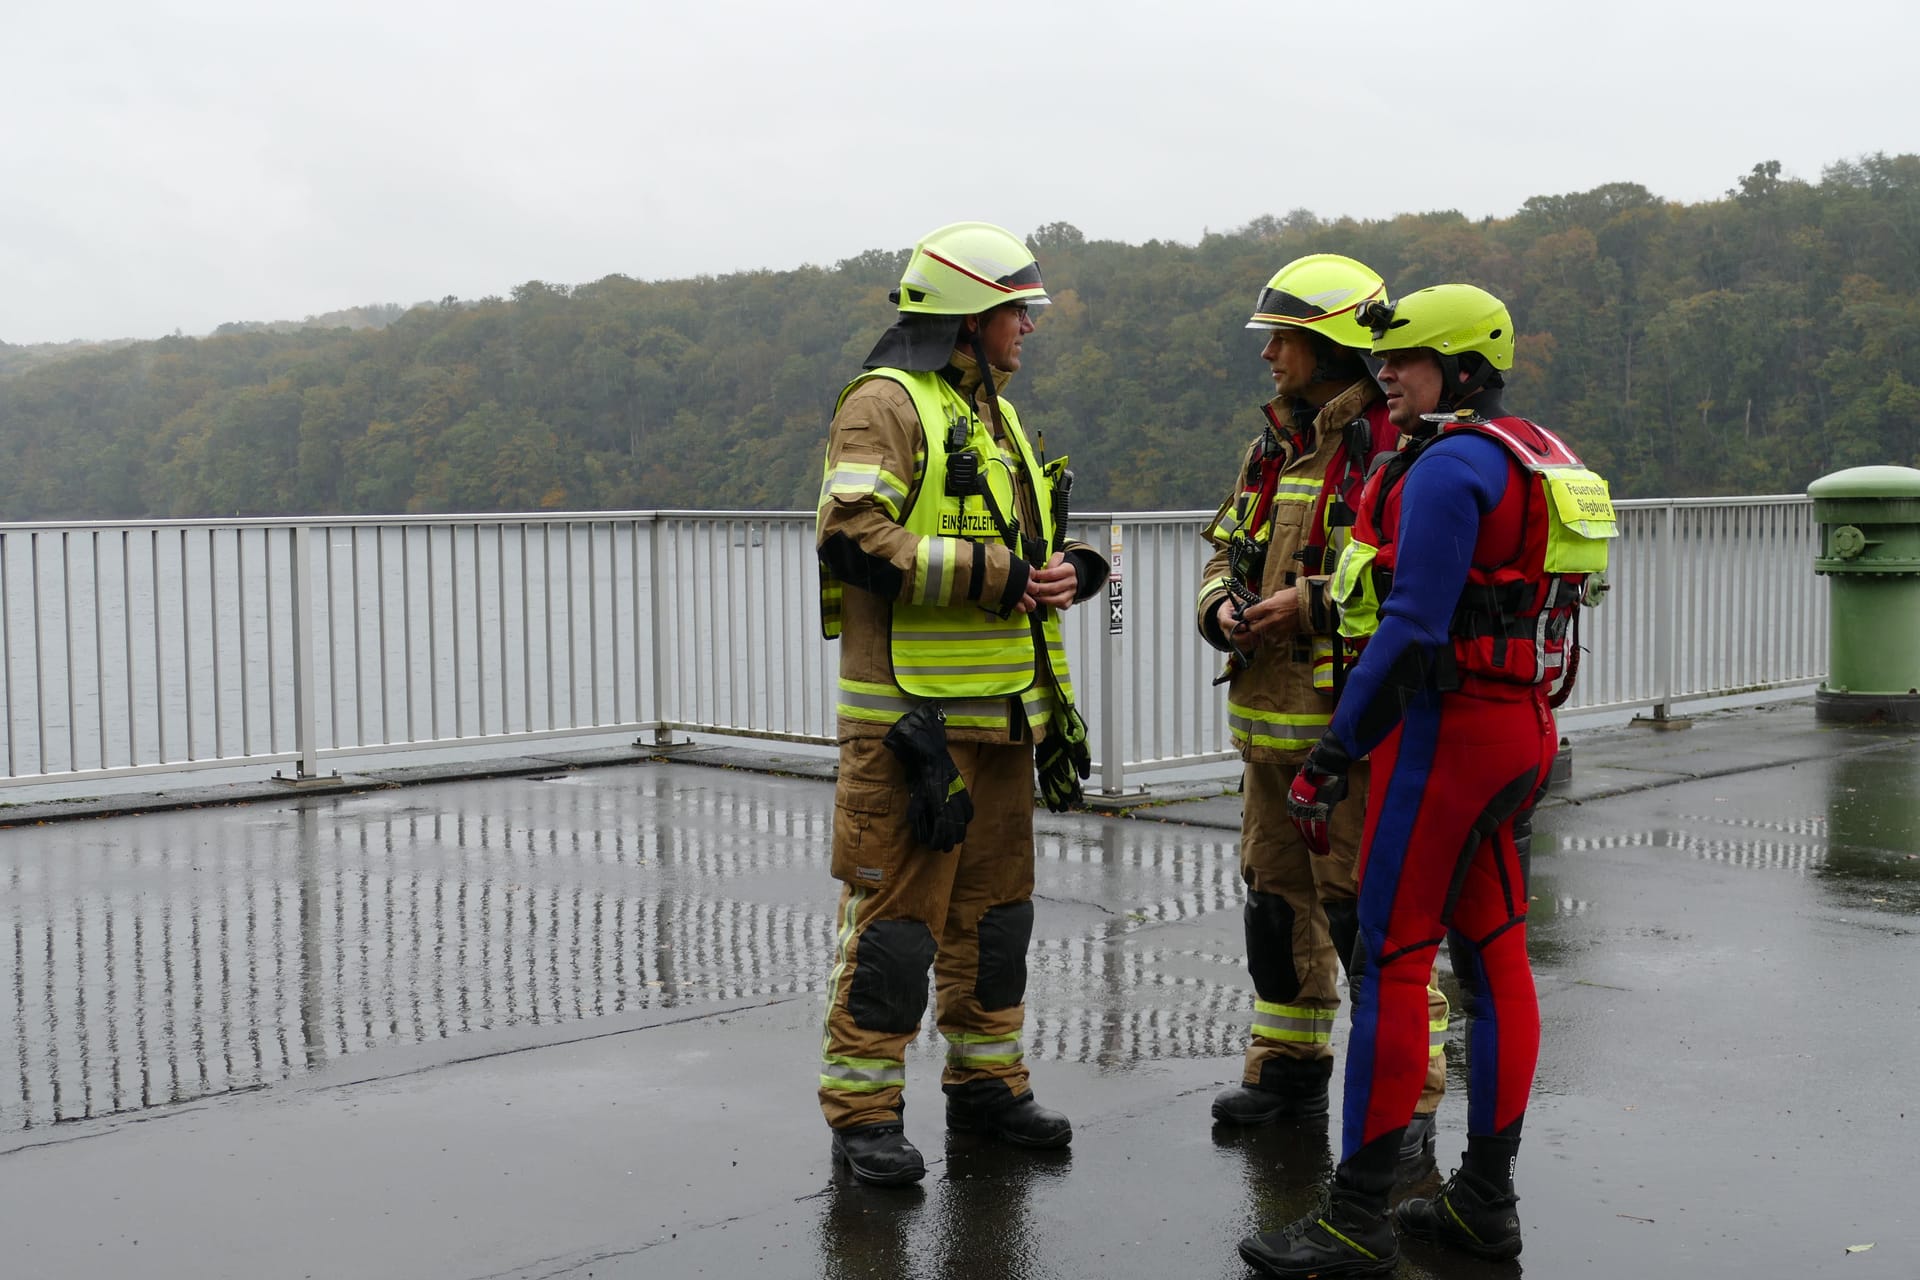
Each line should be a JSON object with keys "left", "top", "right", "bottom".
{"left": 818, "top": 735, "right": 1038, "bottom": 1130}
{"left": 1240, "top": 758, "right": 1449, "bottom": 1111}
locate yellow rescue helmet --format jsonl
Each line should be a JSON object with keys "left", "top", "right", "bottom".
{"left": 1361, "top": 283, "right": 1515, "bottom": 371}
{"left": 895, "top": 222, "right": 1050, "bottom": 317}
{"left": 1245, "top": 253, "right": 1387, "bottom": 351}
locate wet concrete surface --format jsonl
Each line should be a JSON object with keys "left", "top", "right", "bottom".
{"left": 2, "top": 700, "right": 1916, "bottom": 1278}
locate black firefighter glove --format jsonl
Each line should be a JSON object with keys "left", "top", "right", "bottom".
{"left": 1036, "top": 704, "right": 1092, "bottom": 813}
{"left": 882, "top": 703, "right": 973, "bottom": 852}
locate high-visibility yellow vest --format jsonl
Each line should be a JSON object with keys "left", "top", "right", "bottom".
{"left": 819, "top": 368, "right": 1075, "bottom": 730}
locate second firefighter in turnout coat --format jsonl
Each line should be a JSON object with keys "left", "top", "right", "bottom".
{"left": 1197, "top": 255, "right": 1448, "bottom": 1153}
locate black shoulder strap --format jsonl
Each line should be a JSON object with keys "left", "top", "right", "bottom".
{"left": 1370, "top": 434, "right": 1433, "bottom": 529}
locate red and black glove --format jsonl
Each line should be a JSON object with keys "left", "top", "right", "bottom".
{"left": 1286, "top": 736, "right": 1352, "bottom": 857}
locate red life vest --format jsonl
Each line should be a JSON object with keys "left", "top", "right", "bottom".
{"left": 1346, "top": 414, "right": 1614, "bottom": 692}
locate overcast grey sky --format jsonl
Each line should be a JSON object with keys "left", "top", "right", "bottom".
{"left": 2, "top": 0, "right": 1912, "bottom": 344}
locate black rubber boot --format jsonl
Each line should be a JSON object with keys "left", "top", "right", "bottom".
{"left": 946, "top": 1091, "right": 1072, "bottom": 1149}
{"left": 1393, "top": 1167, "right": 1523, "bottom": 1260}
{"left": 1237, "top": 1186, "right": 1398, "bottom": 1278}
{"left": 1210, "top": 1083, "right": 1290, "bottom": 1126}
{"left": 829, "top": 1122, "right": 927, "bottom": 1187}
{"left": 1398, "top": 1111, "right": 1437, "bottom": 1165}
{"left": 1212, "top": 1054, "right": 1332, "bottom": 1126}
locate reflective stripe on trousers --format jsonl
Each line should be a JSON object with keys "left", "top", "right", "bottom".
{"left": 1252, "top": 999, "right": 1336, "bottom": 1047}
{"left": 820, "top": 1055, "right": 908, "bottom": 1093}
{"left": 946, "top": 1032, "right": 1024, "bottom": 1069}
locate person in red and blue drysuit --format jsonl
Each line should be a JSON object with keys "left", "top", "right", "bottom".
{"left": 1238, "top": 283, "right": 1616, "bottom": 1278}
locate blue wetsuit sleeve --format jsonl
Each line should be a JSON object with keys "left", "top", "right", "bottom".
{"left": 1329, "top": 434, "right": 1512, "bottom": 760}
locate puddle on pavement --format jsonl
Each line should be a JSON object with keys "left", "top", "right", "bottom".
{"left": 1, "top": 768, "right": 1250, "bottom": 1133}
{"left": 12, "top": 745, "right": 1911, "bottom": 1136}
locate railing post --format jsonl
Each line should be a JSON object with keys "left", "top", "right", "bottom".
{"left": 1099, "top": 601, "right": 1123, "bottom": 795}
{"left": 288, "top": 524, "right": 321, "bottom": 779}
{"left": 1652, "top": 502, "right": 1677, "bottom": 721}
{"left": 1098, "top": 519, "right": 1125, "bottom": 795}
{"left": 648, "top": 515, "right": 675, "bottom": 747}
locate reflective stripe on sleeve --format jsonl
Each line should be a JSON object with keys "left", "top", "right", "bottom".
{"left": 822, "top": 461, "right": 910, "bottom": 519}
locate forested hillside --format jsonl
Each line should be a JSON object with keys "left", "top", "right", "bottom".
{"left": 3, "top": 155, "right": 1916, "bottom": 521}
{"left": 0, "top": 337, "right": 141, "bottom": 379}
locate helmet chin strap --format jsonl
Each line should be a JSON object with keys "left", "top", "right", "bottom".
{"left": 969, "top": 324, "right": 1003, "bottom": 425}
{"left": 1308, "top": 338, "right": 1366, "bottom": 387}
{"left": 1408, "top": 357, "right": 1475, "bottom": 442}
{"left": 1435, "top": 353, "right": 1496, "bottom": 415}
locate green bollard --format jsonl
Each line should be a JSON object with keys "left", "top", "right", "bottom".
{"left": 1809, "top": 465, "right": 1920, "bottom": 724}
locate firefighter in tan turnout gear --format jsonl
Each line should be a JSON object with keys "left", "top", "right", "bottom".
{"left": 813, "top": 221, "right": 1110, "bottom": 1187}
{"left": 1198, "top": 255, "right": 1449, "bottom": 1161}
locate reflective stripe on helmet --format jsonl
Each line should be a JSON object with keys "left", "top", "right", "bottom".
{"left": 896, "top": 222, "right": 1051, "bottom": 317}
{"left": 1245, "top": 254, "right": 1388, "bottom": 351}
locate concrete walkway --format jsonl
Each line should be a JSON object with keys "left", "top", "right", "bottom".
{"left": 2, "top": 700, "right": 1915, "bottom": 1279}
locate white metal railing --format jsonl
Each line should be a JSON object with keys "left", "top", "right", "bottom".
{"left": 0, "top": 498, "right": 1827, "bottom": 795}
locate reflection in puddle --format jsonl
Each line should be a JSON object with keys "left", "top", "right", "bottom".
{"left": 1553, "top": 826, "right": 1829, "bottom": 874}
{"left": 1540, "top": 752, "right": 1920, "bottom": 922}
{"left": 2, "top": 770, "right": 1253, "bottom": 1133}
{"left": 2, "top": 776, "right": 839, "bottom": 1132}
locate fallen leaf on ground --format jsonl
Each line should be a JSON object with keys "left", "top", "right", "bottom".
{"left": 1845, "top": 1243, "right": 1875, "bottom": 1254}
